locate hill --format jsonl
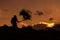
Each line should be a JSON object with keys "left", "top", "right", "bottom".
{"left": 0, "top": 25, "right": 60, "bottom": 40}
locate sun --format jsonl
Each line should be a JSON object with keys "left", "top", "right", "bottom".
{"left": 46, "top": 23, "right": 55, "bottom": 28}
{"left": 39, "top": 22, "right": 55, "bottom": 28}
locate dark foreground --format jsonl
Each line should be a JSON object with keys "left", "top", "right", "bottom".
{"left": 0, "top": 25, "right": 60, "bottom": 40}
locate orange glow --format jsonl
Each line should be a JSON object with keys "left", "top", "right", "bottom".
{"left": 20, "top": 22, "right": 29, "bottom": 27}
{"left": 17, "top": 22, "right": 29, "bottom": 28}
{"left": 18, "top": 21, "right": 55, "bottom": 28}
{"left": 32, "top": 23, "right": 38, "bottom": 27}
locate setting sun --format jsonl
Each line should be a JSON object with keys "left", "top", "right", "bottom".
{"left": 39, "top": 22, "right": 55, "bottom": 28}
{"left": 47, "top": 23, "right": 55, "bottom": 28}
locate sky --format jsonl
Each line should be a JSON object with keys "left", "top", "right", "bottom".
{"left": 0, "top": 0, "right": 60, "bottom": 28}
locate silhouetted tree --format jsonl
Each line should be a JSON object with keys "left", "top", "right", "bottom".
{"left": 11, "top": 15, "right": 19, "bottom": 28}
{"left": 19, "top": 9, "right": 31, "bottom": 21}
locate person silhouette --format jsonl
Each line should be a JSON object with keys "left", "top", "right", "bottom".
{"left": 19, "top": 9, "right": 31, "bottom": 21}
{"left": 11, "top": 15, "right": 19, "bottom": 28}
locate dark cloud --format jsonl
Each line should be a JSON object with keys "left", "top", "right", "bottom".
{"left": 49, "top": 18, "right": 53, "bottom": 21}
{"left": 36, "top": 11, "right": 44, "bottom": 16}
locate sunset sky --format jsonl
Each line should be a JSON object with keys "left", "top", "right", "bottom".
{"left": 0, "top": 0, "right": 60, "bottom": 28}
